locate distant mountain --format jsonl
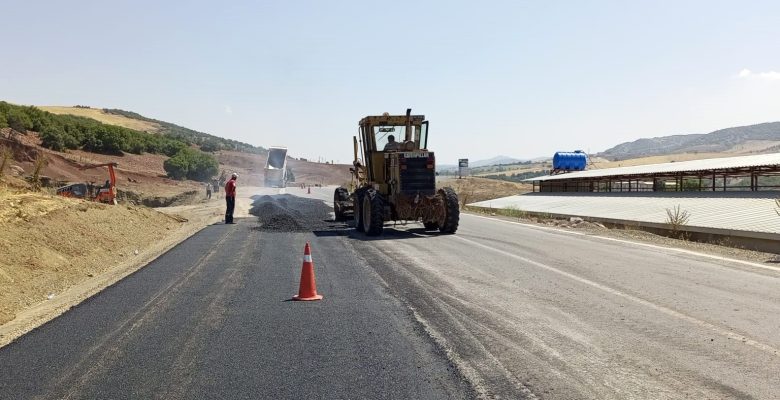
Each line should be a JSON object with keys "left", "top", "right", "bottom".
{"left": 470, "top": 156, "right": 524, "bottom": 168}
{"left": 437, "top": 156, "right": 524, "bottom": 172}
{"left": 437, "top": 164, "right": 458, "bottom": 172}
{"left": 599, "top": 122, "right": 780, "bottom": 160}
{"left": 436, "top": 156, "right": 550, "bottom": 172}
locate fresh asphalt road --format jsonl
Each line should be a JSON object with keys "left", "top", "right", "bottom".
{"left": 348, "top": 208, "right": 780, "bottom": 399}
{"left": 0, "top": 187, "right": 471, "bottom": 400}
{"left": 2, "top": 186, "right": 780, "bottom": 399}
{"left": 306, "top": 187, "right": 779, "bottom": 399}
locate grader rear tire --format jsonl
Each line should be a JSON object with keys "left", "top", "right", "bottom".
{"left": 362, "top": 189, "right": 384, "bottom": 236}
{"left": 438, "top": 187, "right": 459, "bottom": 234}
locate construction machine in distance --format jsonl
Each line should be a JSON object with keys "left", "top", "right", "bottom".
{"left": 56, "top": 162, "right": 118, "bottom": 205}
{"left": 333, "top": 109, "right": 459, "bottom": 236}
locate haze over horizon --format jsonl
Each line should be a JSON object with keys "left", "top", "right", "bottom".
{"left": 2, "top": 0, "right": 779, "bottom": 164}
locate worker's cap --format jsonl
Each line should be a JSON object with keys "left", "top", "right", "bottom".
{"left": 231, "top": 173, "right": 238, "bottom": 178}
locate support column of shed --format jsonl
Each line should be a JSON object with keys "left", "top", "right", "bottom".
{"left": 712, "top": 172, "right": 716, "bottom": 191}
{"left": 750, "top": 168, "right": 757, "bottom": 191}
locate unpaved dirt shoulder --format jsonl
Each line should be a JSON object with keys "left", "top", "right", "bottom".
{"left": 0, "top": 186, "right": 260, "bottom": 348}
{"left": 0, "top": 191, "right": 224, "bottom": 348}
{"left": 462, "top": 210, "right": 780, "bottom": 263}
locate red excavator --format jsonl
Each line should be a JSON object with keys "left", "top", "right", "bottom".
{"left": 56, "top": 163, "right": 118, "bottom": 205}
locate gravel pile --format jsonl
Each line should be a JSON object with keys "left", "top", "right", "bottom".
{"left": 249, "top": 194, "right": 337, "bottom": 232}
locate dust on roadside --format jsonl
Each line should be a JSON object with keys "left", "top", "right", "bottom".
{"left": 438, "top": 176, "right": 531, "bottom": 206}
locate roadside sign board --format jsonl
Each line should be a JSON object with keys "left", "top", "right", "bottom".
{"left": 458, "top": 159, "right": 469, "bottom": 178}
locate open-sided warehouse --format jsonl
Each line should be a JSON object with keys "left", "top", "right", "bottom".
{"left": 466, "top": 153, "right": 780, "bottom": 252}
{"left": 527, "top": 153, "right": 780, "bottom": 193}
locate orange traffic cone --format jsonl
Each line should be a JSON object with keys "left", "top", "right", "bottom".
{"left": 293, "top": 242, "right": 323, "bottom": 301}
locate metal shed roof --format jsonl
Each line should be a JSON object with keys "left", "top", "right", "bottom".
{"left": 527, "top": 152, "right": 780, "bottom": 182}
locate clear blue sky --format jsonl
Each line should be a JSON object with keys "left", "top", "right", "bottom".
{"left": 2, "top": 0, "right": 779, "bottom": 164}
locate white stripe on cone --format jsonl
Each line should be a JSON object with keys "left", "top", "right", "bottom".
{"left": 304, "top": 255, "right": 312, "bottom": 263}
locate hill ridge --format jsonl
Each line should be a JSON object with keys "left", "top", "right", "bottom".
{"left": 40, "top": 105, "right": 265, "bottom": 155}
{"left": 599, "top": 121, "right": 780, "bottom": 159}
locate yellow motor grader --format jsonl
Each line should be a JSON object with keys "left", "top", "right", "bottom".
{"left": 333, "top": 109, "right": 459, "bottom": 236}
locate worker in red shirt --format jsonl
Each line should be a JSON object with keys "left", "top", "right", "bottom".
{"left": 225, "top": 173, "right": 237, "bottom": 224}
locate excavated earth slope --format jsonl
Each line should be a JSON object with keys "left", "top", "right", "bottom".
{"left": 0, "top": 185, "right": 184, "bottom": 326}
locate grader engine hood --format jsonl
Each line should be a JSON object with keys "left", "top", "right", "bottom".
{"left": 397, "top": 152, "right": 435, "bottom": 196}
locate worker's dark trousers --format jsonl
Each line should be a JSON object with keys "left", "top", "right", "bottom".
{"left": 225, "top": 196, "right": 235, "bottom": 223}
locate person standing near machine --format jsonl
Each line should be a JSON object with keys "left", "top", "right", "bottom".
{"left": 225, "top": 173, "right": 237, "bottom": 224}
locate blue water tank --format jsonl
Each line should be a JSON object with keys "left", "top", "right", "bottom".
{"left": 553, "top": 151, "right": 587, "bottom": 171}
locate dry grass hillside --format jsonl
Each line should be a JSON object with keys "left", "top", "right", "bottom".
{"left": 214, "top": 150, "right": 351, "bottom": 187}
{"left": 474, "top": 166, "right": 545, "bottom": 177}
{"left": 589, "top": 153, "right": 728, "bottom": 168}
{"left": 39, "top": 106, "right": 161, "bottom": 132}
{"left": 438, "top": 176, "right": 531, "bottom": 206}
{"left": 598, "top": 121, "right": 780, "bottom": 159}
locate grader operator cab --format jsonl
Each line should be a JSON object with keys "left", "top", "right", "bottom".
{"left": 334, "top": 109, "right": 459, "bottom": 236}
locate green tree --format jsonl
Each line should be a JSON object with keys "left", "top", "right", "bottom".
{"left": 161, "top": 140, "right": 186, "bottom": 157}
{"left": 163, "top": 151, "right": 191, "bottom": 180}
{"left": 81, "top": 130, "right": 102, "bottom": 152}
{"left": 126, "top": 136, "right": 146, "bottom": 154}
{"left": 0, "top": 102, "right": 246, "bottom": 160}
{"left": 26, "top": 106, "right": 52, "bottom": 132}
{"left": 6, "top": 109, "right": 33, "bottom": 132}
{"left": 163, "top": 148, "right": 218, "bottom": 182}
{"left": 39, "top": 126, "right": 68, "bottom": 151}
{"left": 200, "top": 139, "right": 221, "bottom": 152}
{"left": 188, "top": 152, "right": 219, "bottom": 181}
{"left": 95, "top": 126, "right": 128, "bottom": 154}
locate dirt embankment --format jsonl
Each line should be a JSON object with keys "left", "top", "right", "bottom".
{"left": 215, "top": 150, "right": 351, "bottom": 187}
{"left": 120, "top": 189, "right": 201, "bottom": 207}
{"left": 0, "top": 183, "right": 195, "bottom": 339}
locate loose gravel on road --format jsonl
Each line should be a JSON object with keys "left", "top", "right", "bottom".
{"left": 249, "top": 194, "right": 338, "bottom": 232}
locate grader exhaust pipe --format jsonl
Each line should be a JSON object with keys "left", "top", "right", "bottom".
{"left": 404, "top": 108, "right": 412, "bottom": 142}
